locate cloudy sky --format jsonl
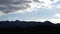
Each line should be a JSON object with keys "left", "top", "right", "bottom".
{"left": 0, "top": 0, "right": 60, "bottom": 24}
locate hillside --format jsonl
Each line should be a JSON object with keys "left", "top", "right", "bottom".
{"left": 0, "top": 20, "right": 60, "bottom": 33}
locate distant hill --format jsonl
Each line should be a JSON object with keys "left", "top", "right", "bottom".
{"left": 0, "top": 20, "right": 59, "bottom": 28}
{"left": 0, "top": 20, "right": 60, "bottom": 33}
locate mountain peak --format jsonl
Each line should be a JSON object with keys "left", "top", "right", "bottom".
{"left": 43, "top": 21, "right": 53, "bottom": 24}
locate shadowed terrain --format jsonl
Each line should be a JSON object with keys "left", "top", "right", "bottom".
{"left": 0, "top": 20, "right": 60, "bottom": 33}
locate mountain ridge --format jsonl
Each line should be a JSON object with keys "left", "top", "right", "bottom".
{"left": 0, "top": 20, "right": 60, "bottom": 33}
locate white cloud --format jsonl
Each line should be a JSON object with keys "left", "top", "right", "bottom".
{"left": 55, "top": 13, "right": 60, "bottom": 17}
{"left": 38, "top": 0, "right": 54, "bottom": 8}
{"left": 19, "top": 0, "right": 60, "bottom": 12}
{"left": 56, "top": 4, "right": 60, "bottom": 8}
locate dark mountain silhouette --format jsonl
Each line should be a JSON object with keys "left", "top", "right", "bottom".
{"left": 0, "top": 20, "right": 60, "bottom": 33}
{"left": 43, "top": 21, "right": 53, "bottom": 25}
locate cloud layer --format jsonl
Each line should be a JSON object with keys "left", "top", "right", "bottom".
{"left": 0, "top": 0, "right": 32, "bottom": 15}
{"left": 0, "top": 0, "right": 60, "bottom": 16}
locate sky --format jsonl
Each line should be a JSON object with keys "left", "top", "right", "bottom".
{"left": 0, "top": 0, "right": 60, "bottom": 24}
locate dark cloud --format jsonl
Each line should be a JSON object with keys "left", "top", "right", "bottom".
{"left": 50, "top": 0, "right": 54, "bottom": 1}
{"left": 33, "top": 0, "right": 44, "bottom": 3}
{"left": 0, "top": 0, "right": 31, "bottom": 14}
{"left": 0, "top": 0, "right": 45, "bottom": 15}
{"left": 33, "top": 0, "right": 40, "bottom": 2}
{"left": 13, "top": 0, "right": 31, "bottom": 4}
{"left": 0, "top": 0, "right": 14, "bottom": 5}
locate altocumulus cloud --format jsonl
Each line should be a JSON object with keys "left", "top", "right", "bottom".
{"left": 0, "top": 0, "right": 60, "bottom": 16}
{"left": 0, "top": 0, "right": 32, "bottom": 15}
{"left": 0, "top": 0, "right": 43, "bottom": 16}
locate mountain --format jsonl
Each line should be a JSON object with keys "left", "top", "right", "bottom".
{"left": 0, "top": 20, "right": 54, "bottom": 27}
{"left": 0, "top": 20, "right": 60, "bottom": 33}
